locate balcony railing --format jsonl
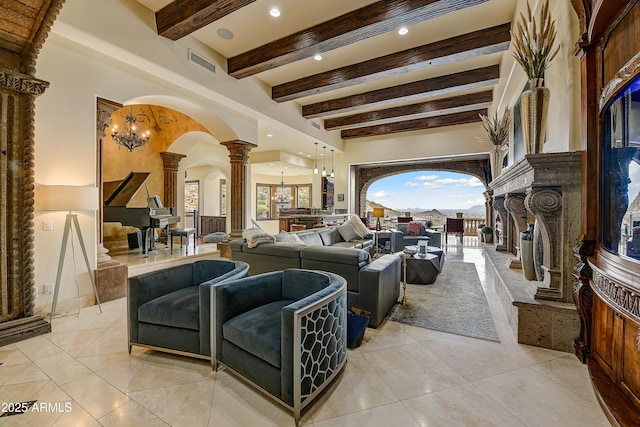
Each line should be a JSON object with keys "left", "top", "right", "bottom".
{"left": 381, "top": 215, "right": 486, "bottom": 236}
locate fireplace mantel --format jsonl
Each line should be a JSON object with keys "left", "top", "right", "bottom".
{"left": 490, "top": 152, "right": 582, "bottom": 303}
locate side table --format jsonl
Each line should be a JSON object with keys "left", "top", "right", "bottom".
{"left": 402, "top": 245, "right": 445, "bottom": 285}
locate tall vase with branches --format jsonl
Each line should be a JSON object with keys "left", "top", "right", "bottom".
{"left": 480, "top": 108, "right": 511, "bottom": 180}
{"left": 511, "top": 0, "right": 559, "bottom": 154}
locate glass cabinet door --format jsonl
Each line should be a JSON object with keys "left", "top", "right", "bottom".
{"left": 602, "top": 77, "right": 640, "bottom": 261}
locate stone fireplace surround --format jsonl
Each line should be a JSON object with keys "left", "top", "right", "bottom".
{"left": 487, "top": 152, "right": 582, "bottom": 352}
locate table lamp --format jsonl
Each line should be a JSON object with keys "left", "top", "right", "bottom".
{"left": 373, "top": 208, "right": 384, "bottom": 231}
{"left": 37, "top": 185, "right": 102, "bottom": 321}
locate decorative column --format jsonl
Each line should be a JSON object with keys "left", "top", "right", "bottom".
{"left": 159, "top": 152, "right": 186, "bottom": 211}
{"left": 220, "top": 140, "right": 257, "bottom": 239}
{"left": 493, "top": 195, "right": 511, "bottom": 252}
{"left": 94, "top": 98, "right": 128, "bottom": 303}
{"left": 525, "top": 188, "right": 564, "bottom": 300}
{"left": 572, "top": 239, "right": 595, "bottom": 363}
{"left": 504, "top": 194, "right": 528, "bottom": 268}
{"left": 0, "top": 68, "right": 51, "bottom": 344}
{"left": 483, "top": 189, "right": 494, "bottom": 229}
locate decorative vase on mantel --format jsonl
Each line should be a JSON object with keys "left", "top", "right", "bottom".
{"left": 489, "top": 146, "right": 502, "bottom": 181}
{"left": 520, "top": 223, "right": 536, "bottom": 280}
{"left": 521, "top": 79, "right": 550, "bottom": 155}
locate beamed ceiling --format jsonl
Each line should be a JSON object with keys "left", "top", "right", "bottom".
{"left": 136, "top": 0, "right": 516, "bottom": 140}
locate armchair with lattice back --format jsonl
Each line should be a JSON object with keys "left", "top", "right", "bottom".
{"left": 445, "top": 218, "right": 464, "bottom": 244}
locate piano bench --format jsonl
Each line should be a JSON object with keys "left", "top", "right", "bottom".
{"left": 170, "top": 228, "right": 196, "bottom": 254}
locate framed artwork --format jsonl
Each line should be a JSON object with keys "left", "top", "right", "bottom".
{"left": 337, "top": 193, "right": 344, "bottom": 202}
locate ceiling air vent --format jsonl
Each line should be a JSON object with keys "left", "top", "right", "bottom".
{"left": 311, "top": 121, "right": 322, "bottom": 130}
{"left": 189, "top": 50, "right": 216, "bottom": 75}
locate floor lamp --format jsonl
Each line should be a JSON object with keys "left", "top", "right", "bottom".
{"left": 372, "top": 207, "right": 385, "bottom": 256}
{"left": 37, "top": 186, "right": 102, "bottom": 322}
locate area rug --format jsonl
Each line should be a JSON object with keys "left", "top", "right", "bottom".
{"left": 387, "top": 261, "right": 500, "bottom": 341}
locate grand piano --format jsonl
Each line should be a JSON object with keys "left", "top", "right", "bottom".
{"left": 103, "top": 172, "right": 180, "bottom": 253}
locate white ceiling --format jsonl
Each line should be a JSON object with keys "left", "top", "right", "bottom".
{"left": 135, "top": 0, "right": 517, "bottom": 175}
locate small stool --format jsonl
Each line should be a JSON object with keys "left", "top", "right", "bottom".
{"left": 170, "top": 228, "right": 196, "bottom": 254}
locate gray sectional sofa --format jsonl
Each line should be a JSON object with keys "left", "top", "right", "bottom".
{"left": 229, "top": 227, "right": 401, "bottom": 327}
{"left": 396, "top": 223, "right": 442, "bottom": 247}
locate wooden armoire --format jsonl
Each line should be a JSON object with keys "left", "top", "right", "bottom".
{"left": 572, "top": 1, "right": 640, "bottom": 425}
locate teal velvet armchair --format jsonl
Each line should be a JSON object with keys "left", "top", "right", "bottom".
{"left": 128, "top": 259, "right": 249, "bottom": 359}
{"left": 212, "top": 269, "right": 347, "bottom": 423}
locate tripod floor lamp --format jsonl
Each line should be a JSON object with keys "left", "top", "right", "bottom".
{"left": 37, "top": 185, "right": 102, "bottom": 322}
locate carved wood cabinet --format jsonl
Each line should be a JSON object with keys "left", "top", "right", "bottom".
{"left": 572, "top": 1, "right": 640, "bottom": 424}
{"left": 200, "top": 216, "right": 226, "bottom": 235}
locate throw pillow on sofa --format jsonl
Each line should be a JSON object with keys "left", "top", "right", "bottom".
{"left": 242, "top": 227, "right": 276, "bottom": 248}
{"left": 274, "top": 231, "right": 290, "bottom": 242}
{"left": 275, "top": 230, "right": 305, "bottom": 245}
{"left": 338, "top": 215, "right": 370, "bottom": 241}
{"left": 347, "top": 215, "right": 370, "bottom": 238}
{"left": 288, "top": 232, "right": 305, "bottom": 244}
{"left": 407, "top": 221, "right": 422, "bottom": 236}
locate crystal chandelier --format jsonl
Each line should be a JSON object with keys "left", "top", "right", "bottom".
{"left": 111, "top": 105, "right": 151, "bottom": 152}
{"left": 274, "top": 171, "right": 291, "bottom": 209}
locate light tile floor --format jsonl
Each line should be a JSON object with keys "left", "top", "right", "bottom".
{"left": 0, "top": 246, "right": 610, "bottom": 426}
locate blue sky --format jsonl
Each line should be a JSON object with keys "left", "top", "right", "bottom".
{"left": 367, "top": 171, "right": 487, "bottom": 210}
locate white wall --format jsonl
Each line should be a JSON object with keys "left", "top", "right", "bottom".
{"left": 492, "top": 0, "right": 581, "bottom": 161}
{"left": 33, "top": 23, "right": 255, "bottom": 311}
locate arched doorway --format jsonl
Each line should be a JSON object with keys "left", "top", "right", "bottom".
{"left": 353, "top": 158, "right": 493, "bottom": 227}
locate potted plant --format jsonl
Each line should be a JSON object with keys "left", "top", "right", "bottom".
{"left": 481, "top": 226, "right": 493, "bottom": 243}
{"left": 479, "top": 109, "right": 511, "bottom": 179}
{"left": 511, "top": 0, "right": 559, "bottom": 154}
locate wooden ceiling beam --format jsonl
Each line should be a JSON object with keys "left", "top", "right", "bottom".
{"left": 156, "top": 0, "right": 256, "bottom": 40}
{"left": 273, "top": 23, "right": 510, "bottom": 102}
{"left": 340, "top": 109, "right": 487, "bottom": 139}
{"left": 302, "top": 65, "right": 499, "bottom": 118}
{"left": 324, "top": 90, "right": 493, "bottom": 131}
{"left": 227, "top": 0, "right": 489, "bottom": 78}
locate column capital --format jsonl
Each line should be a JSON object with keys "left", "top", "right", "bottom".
{"left": 160, "top": 152, "right": 186, "bottom": 170}
{"left": 220, "top": 140, "right": 257, "bottom": 163}
{"left": 504, "top": 193, "right": 527, "bottom": 216}
{"left": 0, "top": 68, "right": 49, "bottom": 96}
{"left": 525, "top": 188, "right": 562, "bottom": 215}
{"left": 97, "top": 98, "right": 122, "bottom": 141}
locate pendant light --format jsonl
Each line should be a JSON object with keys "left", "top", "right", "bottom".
{"left": 330, "top": 149, "right": 335, "bottom": 178}
{"left": 313, "top": 143, "right": 319, "bottom": 175}
{"left": 322, "top": 146, "right": 327, "bottom": 177}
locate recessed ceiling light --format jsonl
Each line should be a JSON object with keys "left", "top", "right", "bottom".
{"left": 269, "top": 163, "right": 274, "bottom": 166}
{"left": 217, "top": 28, "right": 234, "bottom": 40}
{"left": 267, "top": 134, "right": 273, "bottom": 137}
{"left": 270, "top": 8, "right": 280, "bottom": 17}
{"left": 307, "top": 154, "right": 311, "bottom": 157}
{"left": 313, "top": 54, "right": 323, "bottom": 61}
{"left": 298, "top": 151, "right": 303, "bottom": 155}
{"left": 398, "top": 27, "right": 408, "bottom": 35}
